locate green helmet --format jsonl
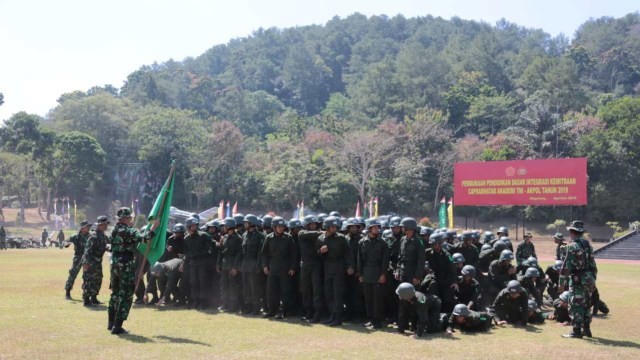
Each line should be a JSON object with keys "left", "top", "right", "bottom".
{"left": 233, "top": 214, "right": 245, "bottom": 226}
{"left": 116, "top": 207, "right": 133, "bottom": 219}
{"left": 471, "top": 231, "right": 481, "bottom": 240}
{"left": 499, "top": 249, "right": 514, "bottom": 262}
{"left": 262, "top": 215, "right": 273, "bottom": 229}
{"left": 329, "top": 211, "right": 341, "bottom": 218}
{"left": 302, "top": 215, "right": 318, "bottom": 227}
{"left": 272, "top": 216, "right": 286, "bottom": 227}
{"left": 461, "top": 231, "right": 473, "bottom": 241}
{"left": 382, "top": 229, "right": 393, "bottom": 240}
{"left": 524, "top": 256, "right": 538, "bottom": 268}
{"left": 499, "top": 236, "right": 510, "bottom": 243}
{"left": 528, "top": 299, "right": 537, "bottom": 310}
{"left": 244, "top": 214, "right": 260, "bottom": 227}
{"left": 493, "top": 240, "right": 508, "bottom": 253}
{"left": 452, "top": 253, "right": 465, "bottom": 264}
{"left": 452, "top": 304, "right": 470, "bottom": 317}
{"left": 185, "top": 217, "right": 199, "bottom": 228}
{"left": 395, "top": 282, "right": 416, "bottom": 300}
{"left": 553, "top": 260, "right": 563, "bottom": 270}
{"left": 481, "top": 244, "right": 492, "bottom": 252}
{"left": 445, "top": 230, "right": 457, "bottom": 239}
{"left": 205, "top": 220, "right": 218, "bottom": 230}
{"left": 497, "top": 226, "right": 509, "bottom": 236}
{"left": 400, "top": 217, "right": 418, "bottom": 230}
{"left": 389, "top": 216, "right": 402, "bottom": 227}
{"left": 289, "top": 218, "right": 302, "bottom": 228}
{"left": 173, "top": 223, "right": 186, "bottom": 233}
{"left": 365, "top": 217, "right": 381, "bottom": 230}
{"left": 345, "top": 217, "right": 358, "bottom": 228}
{"left": 420, "top": 227, "right": 434, "bottom": 236}
{"left": 323, "top": 216, "right": 340, "bottom": 230}
{"left": 483, "top": 231, "right": 495, "bottom": 244}
{"left": 223, "top": 217, "right": 236, "bottom": 229}
{"left": 507, "top": 280, "right": 522, "bottom": 293}
{"left": 340, "top": 221, "right": 349, "bottom": 232}
{"left": 429, "top": 233, "right": 444, "bottom": 244}
{"left": 559, "top": 291, "right": 571, "bottom": 302}
{"left": 461, "top": 265, "right": 476, "bottom": 277}
{"left": 524, "top": 267, "right": 540, "bottom": 278}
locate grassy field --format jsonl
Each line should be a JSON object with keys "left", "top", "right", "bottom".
{"left": 1, "top": 249, "right": 639, "bottom": 360}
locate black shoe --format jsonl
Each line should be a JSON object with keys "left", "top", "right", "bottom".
{"left": 583, "top": 326, "right": 592, "bottom": 338}
{"left": 362, "top": 321, "right": 373, "bottom": 327}
{"left": 599, "top": 302, "right": 610, "bottom": 315}
{"left": 91, "top": 296, "right": 103, "bottom": 305}
{"left": 108, "top": 309, "right": 115, "bottom": 331}
{"left": 218, "top": 306, "right": 227, "bottom": 312}
{"left": 371, "top": 321, "right": 383, "bottom": 329}
{"left": 310, "top": 315, "right": 323, "bottom": 324}
{"left": 562, "top": 327, "right": 583, "bottom": 338}
{"left": 111, "top": 320, "right": 129, "bottom": 335}
{"left": 329, "top": 318, "right": 343, "bottom": 327}
{"left": 65, "top": 290, "right": 72, "bottom": 300}
{"left": 134, "top": 299, "right": 144, "bottom": 305}
{"left": 148, "top": 297, "right": 159, "bottom": 305}
{"left": 263, "top": 312, "right": 276, "bottom": 318}
{"left": 275, "top": 312, "right": 285, "bottom": 320}
{"left": 322, "top": 315, "right": 335, "bottom": 325}
{"left": 83, "top": 299, "right": 95, "bottom": 307}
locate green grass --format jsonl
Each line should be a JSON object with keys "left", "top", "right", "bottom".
{"left": 1, "top": 249, "right": 639, "bottom": 359}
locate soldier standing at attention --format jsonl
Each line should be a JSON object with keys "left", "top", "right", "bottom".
{"left": 297, "top": 215, "right": 324, "bottom": 323}
{"left": 516, "top": 232, "right": 537, "bottom": 266}
{"left": 0, "top": 226, "right": 7, "bottom": 250}
{"left": 357, "top": 218, "right": 389, "bottom": 329}
{"left": 559, "top": 220, "right": 597, "bottom": 339}
{"left": 41, "top": 228, "right": 48, "bottom": 248}
{"left": 64, "top": 220, "right": 92, "bottom": 299}
{"left": 108, "top": 207, "right": 158, "bottom": 335}
{"left": 82, "top": 216, "right": 110, "bottom": 307}
{"left": 184, "top": 216, "right": 212, "bottom": 310}
{"left": 395, "top": 218, "right": 425, "bottom": 288}
{"left": 241, "top": 214, "right": 265, "bottom": 315}
{"left": 217, "top": 217, "right": 243, "bottom": 312}
{"left": 57, "top": 229, "right": 65, "bottom": 249}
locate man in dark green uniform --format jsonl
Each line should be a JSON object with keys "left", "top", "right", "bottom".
{"left": 559, "top": 220, "right": 597, "bottom": 338}
{"left": 383, "top": 216, "right": 402, "bottom": 323}
{"left": 0, "top": 226, "right": 7, "bottom": 250}
{"left": 241, "top": 214, "right": 265, "bottom": 315}
{"left": 396, "top": 282, "right": 432, "bottom": 339}
{"left": 217, "top": 217, "right": 243, "bottom": 312}
{"left": 261, "top": 216, "right": 297, "bottom": 319}
{"left": 82, "top": 216, "right": 109, "bottom": 306}
{"left": 425, "top": 233, "right": 456, "bottom": 312}
{"left": 57, "top": 229, "right": 65, "bottom": 249}
{"left": 357, "top": 218, "right": 389, "bottom": 329}
{"left": 41, "top": 228, "right": 48, "bottom": 248}
{"left": 317, "top": 216, "right": 353, "bottom": 326}
{"left": 488, "top": 249, "right": 517, "bottom": 304}
{"left": 345, "top": 217, "right": 365, "bottom": 322}
{"left": 455, "top": 265, "right": 481, "bottom": 311}
{"left": 298, "top": 215, "right": 324, "bottom": 322}
{"left": 492, "top": 280, "right": 528, "bottom": 326}
{"left": 453, "top": 231, "right": 479, "bottom": 267}
{"left": 395, "top": 218, "right": 425, "bottom": 288}
{"left": 64, "top": 220, "right": 91, "bottom": 299}
{"left": 446, "top": 304, "right": 493, "bottom": 335}
{"left": 108, "top": 207, "right": 158, "bottom": 335}
{"left": 150, "top": 257, "right": 184, "bottom": 306}
{"left": 184, "top": 216, "right": 212, "bottom": 309}
{"left": 515, "top": 232, "right": 537, "bottom": 266}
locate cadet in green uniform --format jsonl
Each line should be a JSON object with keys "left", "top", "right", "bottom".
{"left": 394, "top": 218, "right": 425, "bottom": 287}
{"left": 82, "top": 216, "right": 110, "bottom": 306}
{"left": 217, "top": 217, "right": 243, "bottom": 312}
{"left": 345, "top": 217, "right": 365, "bottom": 322}
{"left": 298, "top": 215, "right": 324, "bottom": 322}
{"left": 150, "top": 257, "right": 184, "bottom": 306}
{"left": 492, "top": 280, "right": 528, "bottom": 326}
{"left": 455, "top": 265, "right": 481, "bottom": 311}
{"left": 488, "top": 249, "right": 517, "bottom": 304}
{"left": 64, "top": 221, "right": 92, "bottom": 299}
{"left": 384, "top": 216, "right": 403, "bottom": 323}
{"left": 559, "top": 220, "right": 597, "bottom": 338}
{"left": 453, "top": 231, "right": 479, "bottom": 267}
{"left": 184, "top": 216, "right": 212, "bottom": 309}
{"left": 357, "top": 218, "right": 389, "bottom": 329}
{"left": 446, "top": 304, "right": 493, "bottom": 335}
{"left": 317, "top": 216, "right": 354, "bottom": 326}
{"left": 425, "top": 233, "right": 456, "bottom": 312}
{"left": 241, "top": 214, "right": 265, "bottom": 315}
{"left": 41, "top": 228, "right": 48, "bottom": 248}
{"left": 57, "top": 229, "right": 65, "bottom": 249}
{"left": 108, "top": 207, "right": 158, "bottom": 335}
{"left": 262, "top": 216, "right": 298, "bottom": 319}
{"left": 396, "top": 283, "right": 431, "bottom": 339}
{"left": 515, "top": 232, "right": 537, "bottom": 266}
{"left": 0, "top": 226, "right": 7, "bottom": 250}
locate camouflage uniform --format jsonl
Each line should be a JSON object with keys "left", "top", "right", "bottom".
{"left": 559, "top": 235, "right": 597, "bottom": 331}
{"left": 65, "top": 232, "right": 90, "bottom": 292}
{"left": 82, "top": 229, "right": 108, "bottom": 301}
{"left": 109, "top": 222, "right": 152, "bottom": 322}
{"left": 515, "top": 241, "right": 537, "bottom": 266}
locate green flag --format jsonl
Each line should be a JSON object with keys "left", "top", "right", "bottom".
{"left": 137, "top": 162, "right": 175, "bottom": 265}
{"left": 438, "top": 197, "right": 447, "bottom": 228}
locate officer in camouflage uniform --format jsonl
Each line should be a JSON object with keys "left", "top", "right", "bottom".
{"left": 82, "top": 216, "right": 110, "bottom": 306}
{"left": 108, "top": 207, "right": 158, "bottom": 335}
{"left": 515, "top": 232, "right": 537, "bottom": 266}
{"left": 64, "top": 220, "right": 92, "bottom": 299}
{"left": 554, "top": 233, "right": 567, "bottom": 260}
{"left": 559, "top": 220, "right": 597, "bottom": 339}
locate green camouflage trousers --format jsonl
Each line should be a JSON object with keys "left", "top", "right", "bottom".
{"left": 569, "top": 283, "right": 594, "bottom": 327}
{"left": 65, "top": 255, "right": 82, "bottom": 291}
{"left": 82, "top": 262, "right": 103, "bottom": 300}
{"left": 108, "top": 260, "right": 136, "bottom": 321}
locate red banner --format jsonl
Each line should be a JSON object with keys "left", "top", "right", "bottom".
{"left": 454, "top": 158, "right": 587, "bottom": 206}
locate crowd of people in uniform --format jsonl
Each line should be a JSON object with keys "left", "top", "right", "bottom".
{"left": 62, "top": 207, "right": 606, "bottom": 339}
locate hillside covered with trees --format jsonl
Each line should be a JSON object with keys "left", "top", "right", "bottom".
{"left": 1, "top": 12, "right": 640, "bottom": 223}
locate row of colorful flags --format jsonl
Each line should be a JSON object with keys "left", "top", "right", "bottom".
{"left": 355, "top": 197, "right": 379, "bottom": 218}
{"left": 218, "top": 200, "right": 239, "bottom": 219}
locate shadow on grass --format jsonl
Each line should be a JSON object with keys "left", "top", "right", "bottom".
{"left": 154, "top": 335, "right": 211, "bottom": 346}
{"left": 118, "top": 333, "right": 154, "bottom": 343}
{"left": 85, "top": 305, "right": 108, "bottom": 311}
{"left": 587, "top": 337, "right": 640, "bottom": 349}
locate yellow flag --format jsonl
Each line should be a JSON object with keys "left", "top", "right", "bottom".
{"left": 374, "top": 197, "right": 379, "bottom": 217}
{"left": 447, "top": 199, "right": 454, "bottom": 228}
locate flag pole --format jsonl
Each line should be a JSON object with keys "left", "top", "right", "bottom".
{"left": 134, "top": 162, "right": 175, "bottom": 296}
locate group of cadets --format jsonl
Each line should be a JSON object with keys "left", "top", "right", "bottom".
{"left": 64, "top": 208, "right": 607, "bottom": 338}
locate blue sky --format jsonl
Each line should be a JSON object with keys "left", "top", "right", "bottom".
{"left": 0, "top": 0, "right": 637, "bottom": 121}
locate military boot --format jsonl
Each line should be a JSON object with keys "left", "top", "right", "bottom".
{"left": 111, "top": 319, "right": 129, "bottom": 335}
{"left": 562, "top": 327, "right": 583, "bottom": 338}
{"left": 583, "top": 325, "right": 592, "bottom": 338}
{"left": 91, "top": 296, "right": 103, "bottom": 305}
{"left": 599, "top": 301, "right": 610, "bottom": 315}
{"left": 329, "top": 314, "right": 343, "bottom": 327}
{"left": 108, "top": 308, "right": 115, "bottom": 331}
{"left": 65, "top": 289, "right": 72, "bottom": 300}
{"left": 322, "top": 314, "right": 335, "bottom": 325}
{"left": 83, "top": 298, "right": 94, "bottom": 307}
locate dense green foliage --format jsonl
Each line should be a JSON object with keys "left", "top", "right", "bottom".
{"left": 1, "top": 13, "right": 640, "bottom": 223}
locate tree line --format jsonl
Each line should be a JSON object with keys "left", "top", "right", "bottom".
{"left": 1, "top": 12, "right": 640, "bottom": 224}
